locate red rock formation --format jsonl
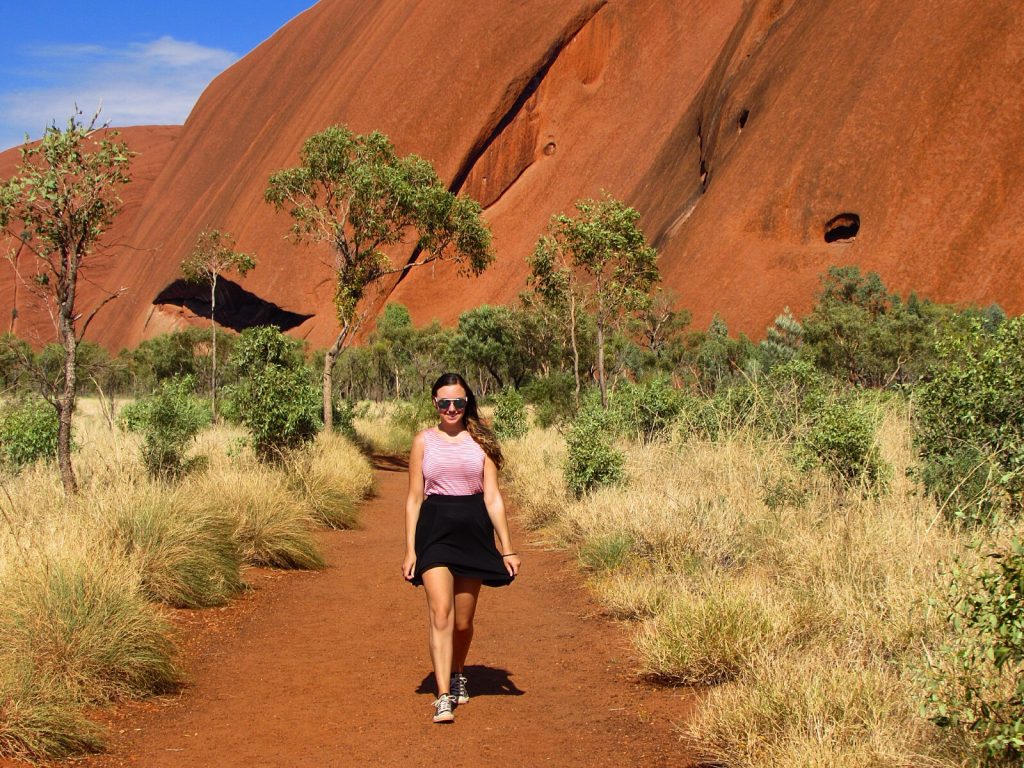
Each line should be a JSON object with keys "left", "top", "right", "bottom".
{"left": 3, "top": 0, "right": 1022, "bottom": 350}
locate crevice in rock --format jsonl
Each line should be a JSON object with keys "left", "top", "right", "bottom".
{"left": 824, "top": 213, "right": 860, "bottom": 243}
{"left": 152, "top": 278, "right": 312, "bottom": 332}
{"left": 737, "top": 108, "right": 750, "bottom": 131}
{"left": 698, "top": 119, "right": 709, "bottom": 190}
{"left": 389, "top": 1, "right": 609, "bottom": 292}
{"left": 447, "top": 1, "right": 608, "bottom": 195}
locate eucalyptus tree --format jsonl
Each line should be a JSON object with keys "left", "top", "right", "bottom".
{"left": 181, "top": 229, "right": 255, "bottom": 417}
{"left": 265, "top": 125, "right": 493, "bottom": 428}
{"left": 0, "top": 111, "right": 132, "bottom": 492}
{"left": 528, "top": 195, "right": 659, "bottom": 407}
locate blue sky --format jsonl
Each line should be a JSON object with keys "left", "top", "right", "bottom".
{"left": 0, "top": 1, "right": 315, "bottom": 150}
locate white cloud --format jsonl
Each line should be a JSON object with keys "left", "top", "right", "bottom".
{"left": 0, "top": 36, "right": 238, "bottom": 149}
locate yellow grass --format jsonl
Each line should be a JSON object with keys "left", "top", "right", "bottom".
{"left": 0, "top": 398, "right": 373, "bottom": 760}
{"left": 502, "top": 402, "right": 975, "bottom": 767}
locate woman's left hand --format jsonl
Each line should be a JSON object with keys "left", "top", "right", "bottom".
{"left": 502, "top": 554, "right": 521, "bottom": 577}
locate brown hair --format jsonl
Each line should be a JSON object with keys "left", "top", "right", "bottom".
{"left": 431, "top": 372, "right": 504, "bottom": 470}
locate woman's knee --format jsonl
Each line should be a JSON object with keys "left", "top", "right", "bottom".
{"left": 430, "top": 603, "right": 454, "bottom": 631}
{"left": 454, "top": 614, "right": 474, "bottom": 634}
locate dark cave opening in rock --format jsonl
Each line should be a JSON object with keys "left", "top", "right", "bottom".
{"left": 153, "top": 278, "right": 312, "bottom": 332}
{"left": 737, "top": 108, "right": 750, "bottom": 131}
{"left": 824, "top": 213, "right": 860, "bottom": 243}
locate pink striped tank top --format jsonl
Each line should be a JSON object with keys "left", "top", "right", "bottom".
{"left": 421, "top": 428, "right": 485, "bottom": 496}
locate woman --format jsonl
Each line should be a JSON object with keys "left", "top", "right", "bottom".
{"left": 403, "top": 372, "right": 522, "bottom": 723}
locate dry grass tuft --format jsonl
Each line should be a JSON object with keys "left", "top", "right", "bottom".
{"left": 289, "top": 432, "right": 375, "bottom": 529}
{"left": 183, "top": 464, "right": 325, "bottom": 570}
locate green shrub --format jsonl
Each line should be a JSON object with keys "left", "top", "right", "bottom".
{"left": 120, "top": 377, "right": 210, "bottom": 477}
{"left": 389, "top": 393, "right": 436, "bottom": 435}
{"left": 925, "top": 539, "right": 1024, "bottom": 765}
{"left": 331, "top": 397, "right": 357, "bottom": 439}
{"left": 522, "top": 372, "right": 576, "bottom": 427}
{"left": 610, "top": 376, "right": 682, "bottom": 443}
{"left": 493, "top": 387, "right": 528, "bottom": 440}
{"left": 225, "top": 327, "right": 322, "bottom": 461}
{"left": 915, "top": 317, "right": 1024, "bottom": 524}
{"left": 0, "top": 396, "right": 59, "bottom": 469}
{"left": 564, "top": 404, "right": 624, "bottom": 497}
{"left": 797, "top": 398, "right": 887, "bottom": 489}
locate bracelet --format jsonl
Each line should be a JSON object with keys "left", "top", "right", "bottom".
{"left": 501, "top": 552, "right": 517, "bottom": 557}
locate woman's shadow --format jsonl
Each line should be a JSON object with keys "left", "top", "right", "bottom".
{"left": 416, "top": 665, "right": 524, "bottom": 697}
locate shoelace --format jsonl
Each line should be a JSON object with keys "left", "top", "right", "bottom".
{"left": 435, "top": 695, "right": 453, "bottom": 713}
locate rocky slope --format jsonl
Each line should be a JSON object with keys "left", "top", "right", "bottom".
{"left": 2, "top": 0, "right": 1021, "bottom": 350}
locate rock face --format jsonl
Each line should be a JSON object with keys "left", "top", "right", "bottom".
{"left": 3, "top": 0, "right": 1023, "bottom": 350}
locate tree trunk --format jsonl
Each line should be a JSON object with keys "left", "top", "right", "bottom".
{"left": 569, "top": 295, "right": 581, "bottom": 408}
{"left": 597, "top": 321, "right": 607, "bottom": 408}
{"left": 322, "top": 326, "right": 348, "bottom": 430}
{"left": 210, "top": 275, "right": 218, "bottom": 419}
{"left": 57, "top": 314, "right": 78, "bottom": 494}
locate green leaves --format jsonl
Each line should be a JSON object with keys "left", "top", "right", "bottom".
{"left": 181, "top": 230, "right": 255, "bottom": 286}
{"left": 927, "top": 539, "right": 1024, "bottom": 763}
{"left": 265, "top": 125, "right": 493, "bottom": 329}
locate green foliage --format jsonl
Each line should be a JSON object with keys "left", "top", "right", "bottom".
{"left": 180, "top": 229, "right": 255, "bottom": 287}
{"left": 120, "top": 377, "right": 210, "bottom": 478}
{"left": 926, "top": 540, "right": 1024, "bottom": 765}
{"left": 802, "top": 265, "right": 951, "bottom": 386}
{"left": 452, "top": 305, "right": 532, "bottom": 390}
{"left": 224, "top": 327, "right": 321, "bottom": 461}
{"left": 915, "top": 317, "right": 1024, "bottom": 524}
{"left": 610, "top": 376, "right": 683, "bottom": 443}
{"left": 522, "top": 372, "right": 578, "bottom": 428}
{"left": 564, "top": 403, "right": 625, "bottom": 497}
{"left": 265, "top": 125, "right": 493, "bottom": 330}
{"left": 492, "top": 387, "right": 528, "bottom": 440}
{"left": 797, "top": 397, "right": 887, "bottom": 489}
{"left": 529, "top": 193, "right": 660, "bottom": 406}
{"left": 389, "top": 394, "right": 437, "bottom": 435}
{"left": 0, "top": 396, "right": 59, "bottom": 469}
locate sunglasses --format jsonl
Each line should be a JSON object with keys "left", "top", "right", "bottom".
{"left": 435, "top": 398, "right": 468, "bottom": 412}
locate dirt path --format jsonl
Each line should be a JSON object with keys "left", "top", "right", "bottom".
{"left": 76, "top": 457, "right": 693, "bottom": 767}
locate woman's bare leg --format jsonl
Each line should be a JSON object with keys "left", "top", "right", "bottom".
{"left": 422, "top": 567, "right": 455, "bottom": 695}
{"left": 452, "top": 576, "right": 482, "bottom": 674}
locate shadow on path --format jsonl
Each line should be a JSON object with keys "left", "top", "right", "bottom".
{"left": 415, "top": 664, "right": 526, "bottom": 697}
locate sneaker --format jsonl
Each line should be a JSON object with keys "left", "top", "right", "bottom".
{"left": 450, "top": 673, "right": 469, "bottom": 705}
{"left": 432, "top": 693, "right": 455, "bottom": 723}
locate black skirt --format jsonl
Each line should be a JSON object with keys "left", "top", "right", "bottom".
{"left": 411, "top": 493, "right": 513, "bottom": 587}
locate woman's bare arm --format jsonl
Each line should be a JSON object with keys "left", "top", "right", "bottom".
{"left": 482, "top": 456, "right": 521, "bottom": 577}
{"left": 403, "top": 431, "right": 426, "bottom": 580}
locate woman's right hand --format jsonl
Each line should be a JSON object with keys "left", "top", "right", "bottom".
{"left": 402, "top": 550, "right": 417, "bottom": 581}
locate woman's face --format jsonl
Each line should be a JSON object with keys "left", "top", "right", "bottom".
{"left": 434, "top": 383, "right": 468, "bottom": 428}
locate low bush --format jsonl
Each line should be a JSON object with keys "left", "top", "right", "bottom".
{"left": 0, "top": 664, "right": 104, "bottom": 760}
{"left": 225, "top": 327, "right": 321, "bottom": 461}
{"left": 797, "top": 397, "right": 887, "bottom": 490}
{"left": 120, "top": 376, "right": 210, "bottom": 477}
{"left": 492, "top": 387, "right": 528, "bottom": 440}
{"left": 610, "top": 376, "right": 682, "bottom": 443}
{"left": 522, "top": 372, "right": 577, "bottom": 427}
{"left": 635, "top": 580, "right": 792, "bottom": 685}
{"left": 579, "top": 533, "right": 634, "bottom": 571}
{"left": 564, "top": 404, "right": 624, "bottom": 497}
{"left": 915, "top": 316, "right": 1024, "bottom": 524}
{"left": 0, "top": 548, "right": 182, "bottom": 708}
{"left": 0, "top": 396, "right": 59, "bottom": 469}
{"left": 925, "top": 539, "right": 1024, "bottom": 765}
